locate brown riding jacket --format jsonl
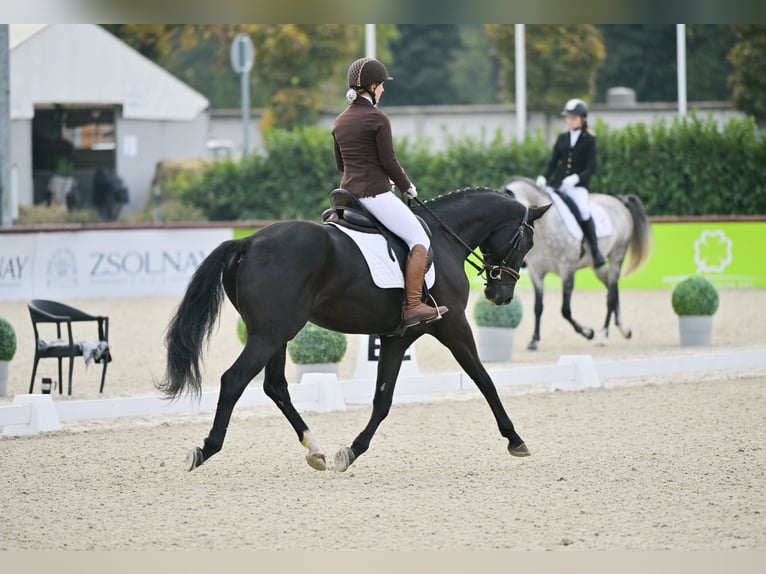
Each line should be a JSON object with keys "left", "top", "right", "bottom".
{"left": 332, "top": 97, "right": 411, "bottom": 198}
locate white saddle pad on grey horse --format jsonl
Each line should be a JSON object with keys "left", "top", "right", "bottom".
{"left": 328, "top": 222, "right": 436, "bottom": 290}
{"left": 544, "top": 188, "right": 613, "bottom": 240}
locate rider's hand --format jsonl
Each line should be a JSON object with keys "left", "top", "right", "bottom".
{"left": 562, "top": 174, "right": 580, "bottom": 188}
{"left": 404, "top": 185, "right": 418, "bottom": 199}
{"left": 535, "top": 175, "right": 547, "bottom": 189}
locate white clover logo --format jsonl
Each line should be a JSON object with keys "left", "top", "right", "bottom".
{"left": 693, "top": 230, "right": 732, "bottom": 274}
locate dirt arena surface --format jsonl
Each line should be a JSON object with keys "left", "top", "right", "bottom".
{"left": 1, "top": 288, "right": 765, "bottom": 550}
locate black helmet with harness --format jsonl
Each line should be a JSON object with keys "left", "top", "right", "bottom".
{"left": 346, "top": 58, "right": 393, "bottom": 105}
{"left": 561, "top": 98, "right": 588, "bottom": 117}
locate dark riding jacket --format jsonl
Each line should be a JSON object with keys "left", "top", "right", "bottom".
{"left": 542, "top": 129, "right": 597, "bottom": 190}
{"left": 332, "top": 97, "right": 412, "bottom": 198}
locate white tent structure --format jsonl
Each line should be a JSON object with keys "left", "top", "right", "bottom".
{"left": 9, "top": 24, "right": 210, "bottom": 215}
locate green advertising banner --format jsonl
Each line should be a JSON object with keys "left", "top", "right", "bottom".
{"left": 466, "top": 221, "right": 766, "bottom": 291}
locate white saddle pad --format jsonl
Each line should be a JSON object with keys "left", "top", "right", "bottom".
{"left": 544, "top": 188, "right": 613, "bottom": 240}
{"left": 328, "top": 223, "right": 436, "bottom": 290}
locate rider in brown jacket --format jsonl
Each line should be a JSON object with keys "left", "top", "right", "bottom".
{"left": 332, "top": 58, "right": 447, "bottom": 328}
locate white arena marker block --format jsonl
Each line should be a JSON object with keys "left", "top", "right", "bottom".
{"left": 552, "top": 355, "right": 601, "bottom": 392}
{"left": 3, "top": 394, "right": 62, "bottom": 437}
{"left": 302, "top": 373, "right": 347, "bottom": 413}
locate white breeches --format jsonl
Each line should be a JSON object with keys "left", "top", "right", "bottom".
{"left": 557, "top": 185, "right": 591, "bottom": 220}
{"left": 359, "top": 191, "right": 430, "bottom": 250}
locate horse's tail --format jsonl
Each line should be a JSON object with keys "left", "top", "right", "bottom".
{"left": 619, "top": 194, "right": 652, "bottom": 276}
{"left": 157, "top": 238, "right": 246, "bottom": 400}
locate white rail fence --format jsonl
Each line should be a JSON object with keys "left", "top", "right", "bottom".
{"left": 2, "top": 349, "right": 765, "bottom": 437}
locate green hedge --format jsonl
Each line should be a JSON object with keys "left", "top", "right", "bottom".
{"left": 177, "top": 114, "right": 765, "bottom": 220}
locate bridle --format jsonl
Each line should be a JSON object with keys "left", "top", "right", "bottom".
{"left": 409, "top": 196, "right": 532, "bottom": 284}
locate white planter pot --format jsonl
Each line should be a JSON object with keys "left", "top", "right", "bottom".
{"left": 0, "top": 361, "right": 8, "bottom": 397}
{"left": 477, "top": 327, "right": 516, "bottom": 362}
{"left": 678, "top": 315, "right": 713, "bottom": 346}
{"left": 295, "top": 362, "right": 340, "bottom": 383}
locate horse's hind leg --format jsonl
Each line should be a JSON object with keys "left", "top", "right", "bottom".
{"left": 561, "top": 272, "right": 595, "bottom": 340}
{"left": 610, "top": 280, "right": 632, "bottom": 339}
{"left": 188, "top": 338, "right": 276, "bottom": 471}
{"left": 263, "top": 345, "right": 327, "bottom": 471}
{"left": 334, "top": 334, "right": 415, "bottom": 472}
{"left": 528, "top": 271, "right": 545, "bottom": 351}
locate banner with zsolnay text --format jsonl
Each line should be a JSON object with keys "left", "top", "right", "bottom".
{"left": 0, "top": 229, "right": 232, "bottom": 301}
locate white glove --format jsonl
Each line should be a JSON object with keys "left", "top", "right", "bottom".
{"left": 562, "top": 174, "right": 580, "bottom": 188}
{"left": 535, "top": 175, "right": 547, "bottom": 189}
{"left": 404, "top": 184, "right": 418, "bottom": 199}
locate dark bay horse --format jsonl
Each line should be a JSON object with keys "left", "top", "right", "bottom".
{"left": 505, "top": 177, "right": 651, "bottom": 350}
{"left": 158, "top": 188, "right": 550, "bottom": 472}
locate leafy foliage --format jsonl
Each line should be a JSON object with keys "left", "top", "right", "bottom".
{"left": 0, "top": 317, "right": 17, "bottom": 362}
{"left": 288, "top": 323, "right": 347, "bottom": 365}
{"left": 486, "top": 25, "right": 605, "bottom": 114}
{"left": 728, "top": 25, "right": 766, "bottom": 125}
{"left": 671, "top": 276, "right": 720, "bottom": 316}
{"left": 384, "top": 25, "right": 464, "bottom": 105}
{"left": 473, "top": 297, "right": 523, "bottom": 328}
{"left": 177, "top": 114, "right": 766, "bottom": 221}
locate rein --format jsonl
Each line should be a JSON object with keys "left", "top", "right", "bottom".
{"left": 409, "top": 195, "right": 529, "bottom": 283}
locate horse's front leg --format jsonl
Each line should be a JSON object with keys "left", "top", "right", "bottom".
{"left": 435, "top": 317, "right": 529, "bottom": 457}
{"left": 262, "top": 345, "right": 327, "bottom": 471}
{"left": 334, "top": 333, "right": 417, "bottom": 472}
{"left": 561, "top": 272, "right": 594, "bottom": 340}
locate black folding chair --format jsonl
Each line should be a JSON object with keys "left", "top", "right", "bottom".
{"left": 27, "top": 299, "right": 112, "bottom": 396}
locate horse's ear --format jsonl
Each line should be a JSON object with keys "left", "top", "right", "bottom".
{"left": 528, "top": 204, "right": 552, "bottom": 223}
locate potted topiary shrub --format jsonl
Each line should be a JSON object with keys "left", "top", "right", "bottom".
{"left": 288, "top": 322, "right": 347, "bottom": 382}
{"left": 671, "top": 276, "right": 719, "bottom": 346}
{"left": 0, "top": 317, "right": 17, "bottom": 397}
{"left": 473, "top": 296, "right": 523, "bottom": 362}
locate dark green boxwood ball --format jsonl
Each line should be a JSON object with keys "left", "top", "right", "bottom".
{"left": 671, "top": 276, "right": 719, "bottom": 316}
{"left": 288, "top": 323, "right": 347, "bottom": 364}
{"left": 0, "top": 317, "right": 17, "bottom": 361}
{"left": 473, "top": 296, "right": 523, "bottom": 328}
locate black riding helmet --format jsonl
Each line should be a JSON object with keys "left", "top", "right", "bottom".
{"left": 347, "top": 58, "right": 393, "bottom": 104}
{"left": 561, "top": 98, "right": 588, "bottom": 117}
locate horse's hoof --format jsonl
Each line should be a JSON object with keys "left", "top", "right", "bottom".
{"left": 597, "top": 328, "right": 608, "bottom": 347}
{"left": 333, "top": 447, "right": 356, "bottom": 472}
{"left": 527, "top": 341, "right": 538, "bottom": 351}
{"left": 306, "top": 452, "right": 327, "bottom": 471}
{"left": 621, "top": 327, "right": 633, "bottom": 339}
{"left": 583, "top": 327, "right": 595, "bottom": 340}
{"left": 186, "top": 447, "right": 204, "bottom": 471}
{"left": 508, "top": 442, "right": 531, "bottom": 457}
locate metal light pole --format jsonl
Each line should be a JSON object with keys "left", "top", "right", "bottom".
{"left": 677, "top": 24, "right": 687, "bottom": 117}
{"left": 365, "top": 24, "right": 376, "bottom": 59}
{"left": 0, "top": 25, "right": 10, "bottom": 227}
{"left": 514, "top": 24, "right": 527, "bottom": 143}
{"left": 230, "top": 33, "right": 255, "bottom": 156}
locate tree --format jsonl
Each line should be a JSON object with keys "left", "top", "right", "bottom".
{"left": 485, "top": 25, "right": 605, "bottom": 115}
{"left": 384, "top": 25, "right": 463, "bottom": 105}
{"left": 595, "top": 25, "right": 736, "bottom": 103}
{"left": 103, "top": 25, "right": 398, "bottom": 128}
{"left": 728, "top": 25, "right": 766, "bottom": 124}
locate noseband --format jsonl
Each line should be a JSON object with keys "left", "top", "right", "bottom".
{"left": 484, "top": 205, "right": 531, "bottom": 283}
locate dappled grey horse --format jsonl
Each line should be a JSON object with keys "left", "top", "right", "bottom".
{"left": 504, "top": 177, "right": 651, "bottom": 350}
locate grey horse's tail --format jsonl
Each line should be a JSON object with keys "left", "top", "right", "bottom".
{"left": 619, "top": 194, "right": 652, "bottom": 276}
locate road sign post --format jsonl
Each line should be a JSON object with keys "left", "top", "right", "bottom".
{"left": 230, "top": 33, "right": 255, "bottom": 156}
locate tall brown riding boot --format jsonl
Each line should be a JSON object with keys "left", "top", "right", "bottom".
{"left": 402, "top": 244, "right": 448, "bottom": 328}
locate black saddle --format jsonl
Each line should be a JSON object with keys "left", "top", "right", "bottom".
{"left": 322, "top": 189, "right": 433, "bottom": 274}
